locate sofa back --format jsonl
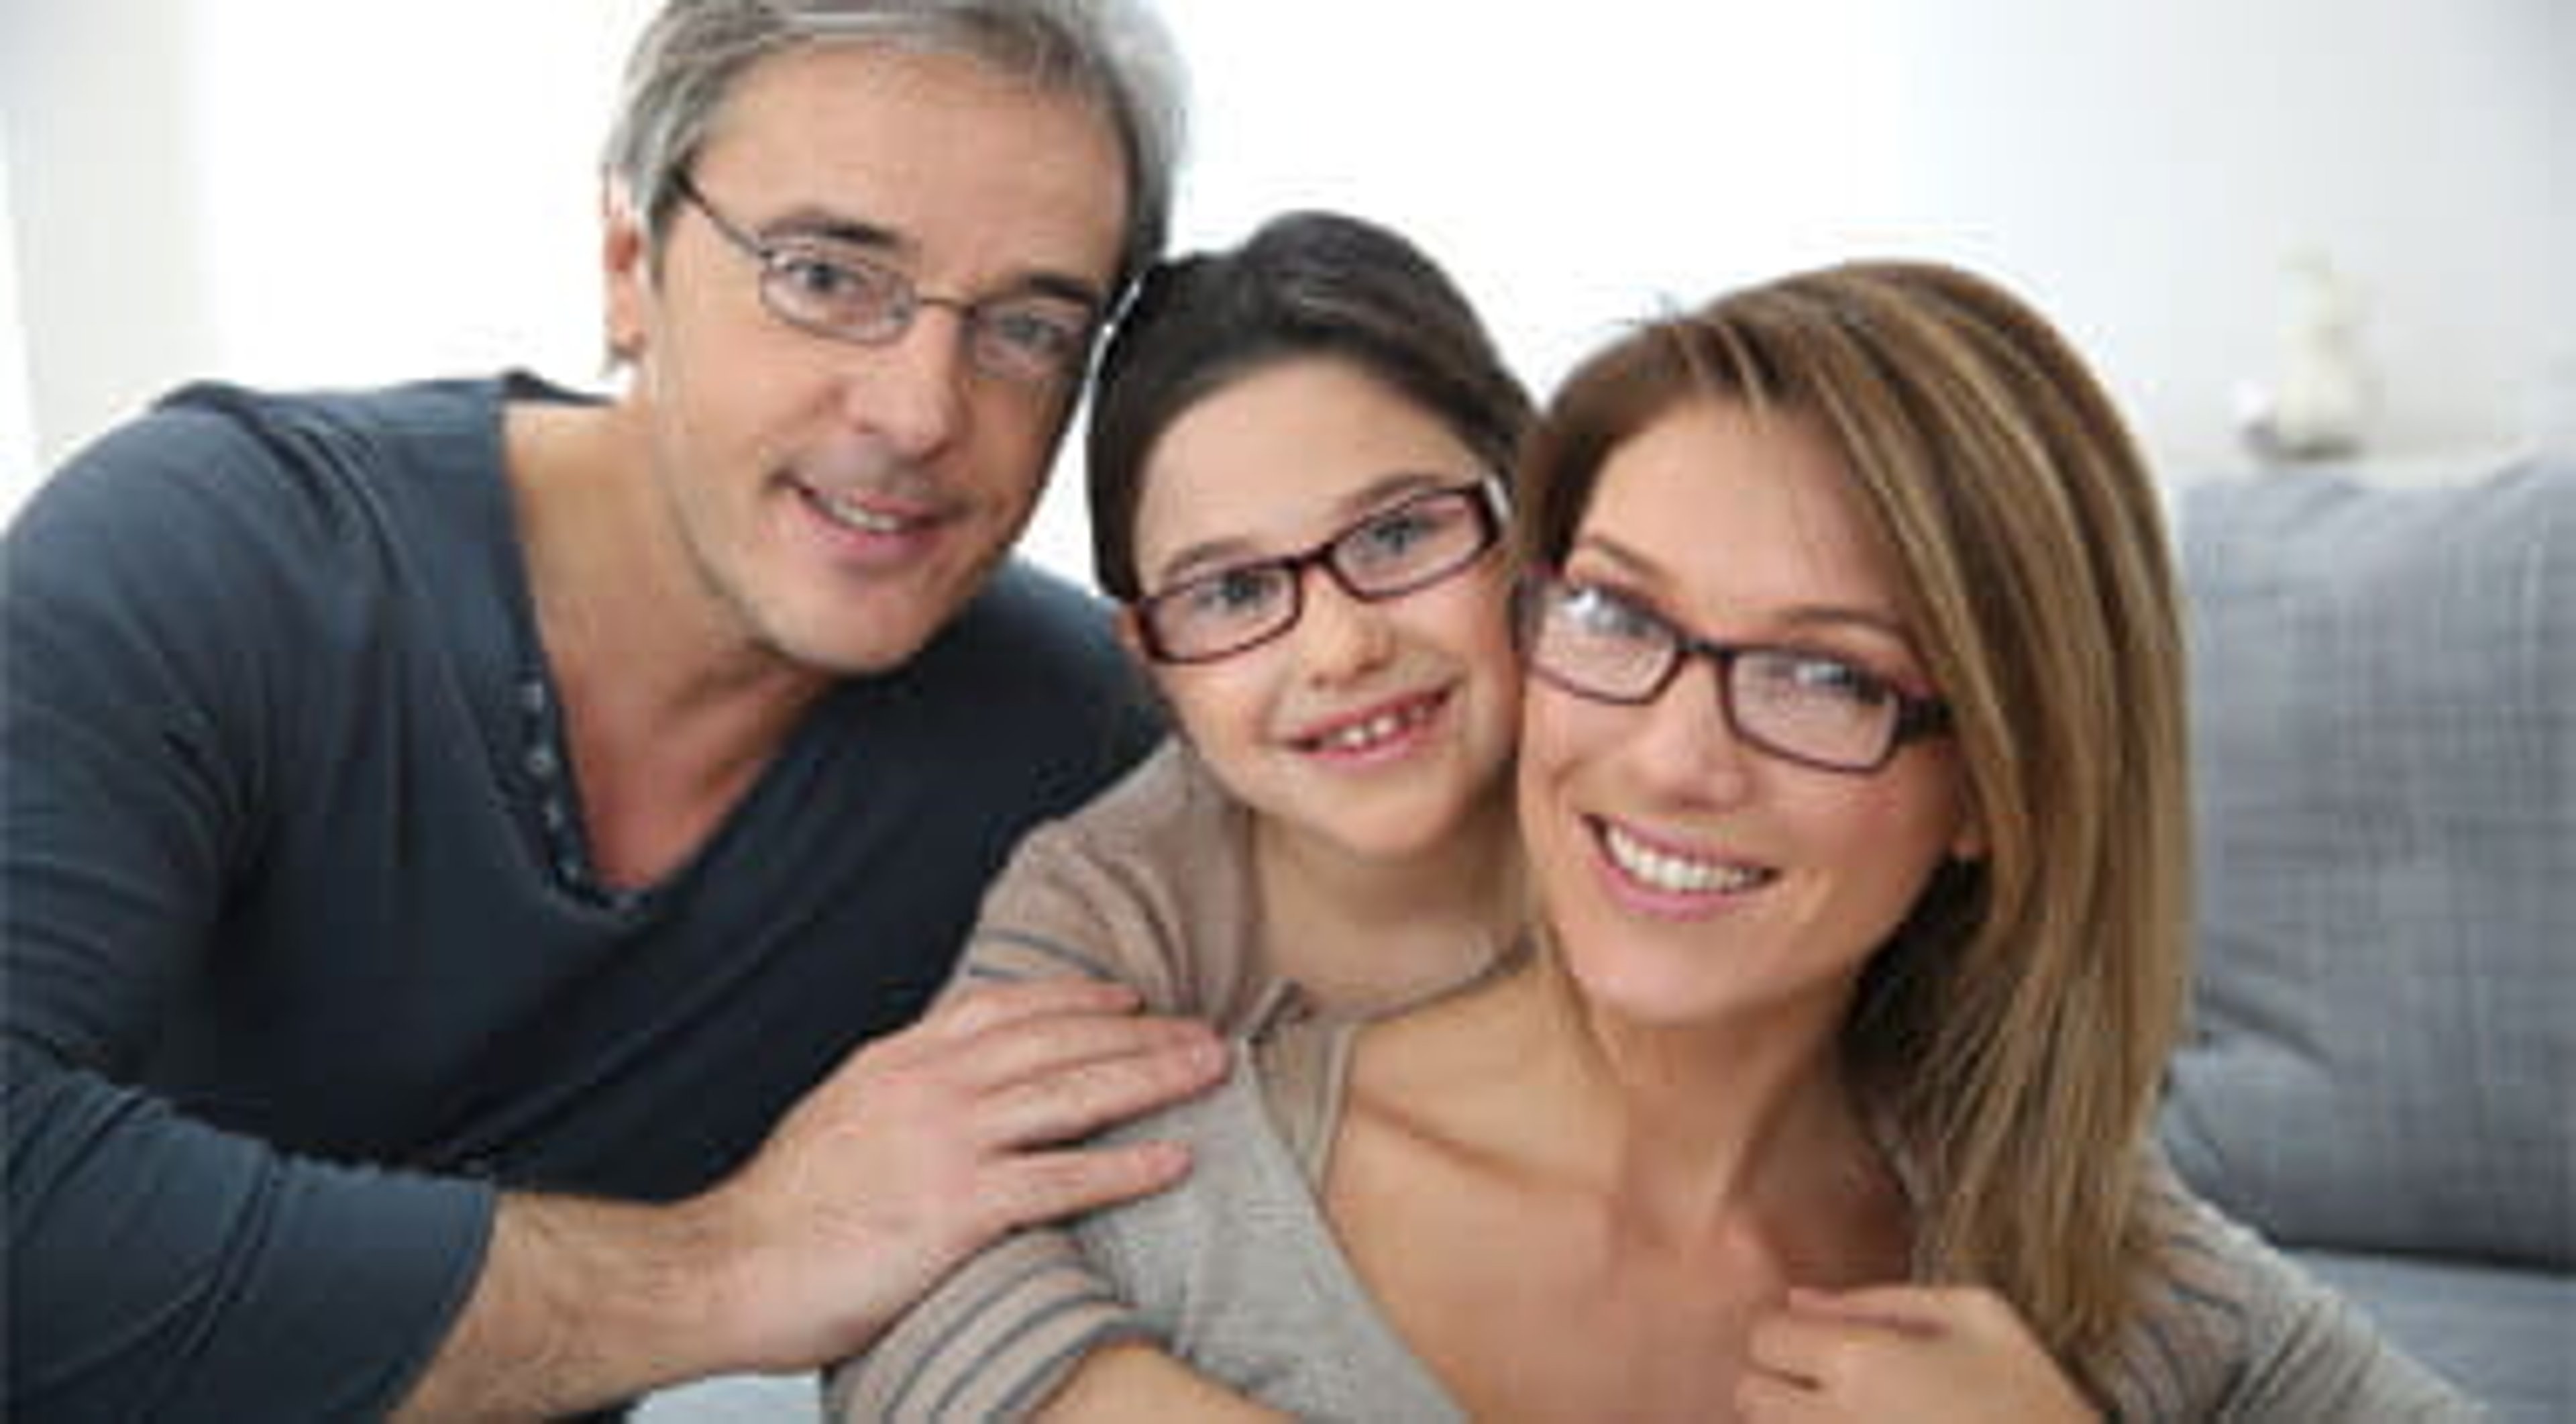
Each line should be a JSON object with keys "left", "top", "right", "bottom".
{"left": 2159, "top": 458, "right": 2575, "bottom": 1270}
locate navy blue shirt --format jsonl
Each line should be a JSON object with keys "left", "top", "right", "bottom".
{"left": 3, "top": 375, "right": 1157, "bottom": 1419}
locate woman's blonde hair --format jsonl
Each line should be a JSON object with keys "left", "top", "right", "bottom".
{"left": 1514, "top": 260, "right": 2192, "bottom": 1380}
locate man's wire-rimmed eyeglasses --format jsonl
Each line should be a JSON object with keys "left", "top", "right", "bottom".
{"left": 671, "top": 172, "right": 1100, "bottom": 388}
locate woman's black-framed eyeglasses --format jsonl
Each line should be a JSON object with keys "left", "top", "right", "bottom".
{"left": 1514, "top": 571, "right": 1949, "bottom": 774}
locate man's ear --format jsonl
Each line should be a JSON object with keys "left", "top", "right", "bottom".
{"left": 601, "top": 179, "right": 651, "bottom": 364}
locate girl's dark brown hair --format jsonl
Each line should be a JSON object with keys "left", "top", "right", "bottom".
{"left": 1085, "top": 211, "right": 1532, "bottom": 600}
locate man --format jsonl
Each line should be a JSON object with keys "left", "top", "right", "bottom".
{"left": 2, "top": 2, "right": 1226, "bottom": 1417}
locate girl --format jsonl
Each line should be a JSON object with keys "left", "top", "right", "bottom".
{"left": 833, "top": 209, "right": 1536, "bottom": 1420}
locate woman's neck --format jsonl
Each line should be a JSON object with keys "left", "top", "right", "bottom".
{"left": 1250, "top": 779, "right": 1523, "bottom": 1016}
{"left": 1466, "top": 960, "right": 1896, "bottom": 1253}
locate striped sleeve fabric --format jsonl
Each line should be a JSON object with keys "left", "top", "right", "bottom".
{"left": 2093, "top": 1154, "right": 2485, "bottom": 1421}
{"left": 824, "top": 1230, "right": 1158, "bottom": 1421}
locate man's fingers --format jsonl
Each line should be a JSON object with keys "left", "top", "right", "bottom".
{"left": 945, "top": 1004, "right": 1223, "bottom": 1099}
{"left": 981, "top": 1140, "right": 1196, "bottom": 1229}
{"left": 979, "top": 1031, "right": 1228, "bottom": 1146}
{"left": 915, "top": 976, "right": 1147, "bottom": 1040}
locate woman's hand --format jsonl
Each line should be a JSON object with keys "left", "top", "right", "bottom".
{"left": 1739, "top": 1284, "right": 2100, "bottom": 1424}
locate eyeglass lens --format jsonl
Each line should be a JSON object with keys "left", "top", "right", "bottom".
{"left": 678, "top": 174, "right": 1093, "bottom": 385}
{"left": 1520, "top": 576, "right": 1925, "bottom": 772}
{"left": 1140, "top": 482, "right": 1500, "bottom": 662}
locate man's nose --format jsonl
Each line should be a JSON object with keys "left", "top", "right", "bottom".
{"left": 835, "top": 310, "right": 970, "bottom": 460}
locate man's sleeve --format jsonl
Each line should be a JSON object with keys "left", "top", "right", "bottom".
{"left": 3, "top": 412, "right": 495, "bottom": 1420}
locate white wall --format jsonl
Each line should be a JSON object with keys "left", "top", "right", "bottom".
{"left": 0, "top": 144, "right": 34, "bottom": 495}
{"left": 5, "top": 0, "right": 214, "bottom": 505}
{"left": 7, "top": 0, "right": 2570, "bottom": 570}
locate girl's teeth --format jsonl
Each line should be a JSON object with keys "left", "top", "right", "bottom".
{"left": 1603, "top": 823, "right": 1767, "bottom": 895}
{"left": 1325, "top": 712, "right": 1404, "bottom": 751}
{"left": 1313, "top": 699, "right": 1434, "bottom": 753}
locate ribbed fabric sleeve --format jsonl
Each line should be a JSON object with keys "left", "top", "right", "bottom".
{"left": 2091, "top": 1154, "right": 2485, "bottom": 1421}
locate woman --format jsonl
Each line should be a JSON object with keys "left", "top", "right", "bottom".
{"left": 830, "top": 210, "right": 1536, "bottom": 1420}
{"left": 1031, "top": 261, "right": 2475, "bottom": 1420}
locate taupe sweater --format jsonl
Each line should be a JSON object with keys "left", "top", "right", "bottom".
{"left": 832, "top": 743, "right": 1452, "bottom": 1420}
{"left": 1070, "top": 1018, "right": 2480, "bottom": 1422}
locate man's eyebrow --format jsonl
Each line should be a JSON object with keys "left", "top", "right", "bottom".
{"left": 754, "top": 207, "right": 1108, "bottom": 311}
{"left": 758, "top": 206, "right": 906, "bottom": 253}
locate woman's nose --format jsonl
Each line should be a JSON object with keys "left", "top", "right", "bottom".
{"left": 1625, "top": 658, "right": 1758, "bottom": 805}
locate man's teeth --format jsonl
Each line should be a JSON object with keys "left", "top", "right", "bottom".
{"left": 1602, "top": 823, "right": 1769, "bottom": 895}
{"left": 815, "top": 491, "right": 909, "bottom": 535}
{"left": 1313, "top": 700, "right": 1434, "bottom": 753}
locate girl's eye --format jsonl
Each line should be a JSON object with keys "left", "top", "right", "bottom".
{"left": 1189, "top": 566, "right": 1285, "bottom": 617}
{"left": 1357, "top": 508, "right": 1436, "bottom": 554}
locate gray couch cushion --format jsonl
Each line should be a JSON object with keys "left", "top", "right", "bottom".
{"left": 2296, "top": 1250, "right": 2574, "bottom": 1423}
{"left": 2159, "top": 460, "right": 2575, "bottom": 1268}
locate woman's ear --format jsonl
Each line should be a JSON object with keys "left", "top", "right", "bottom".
{"left": 1947, "top": 802, "right": 1989, "bottom": 864}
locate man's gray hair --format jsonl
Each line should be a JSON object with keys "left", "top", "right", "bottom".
{"left": 604, "top": 0, "right": 1187, "bottom": 297}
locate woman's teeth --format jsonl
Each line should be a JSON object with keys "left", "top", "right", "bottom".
{"left": 1601, "top": 823, "right": 1772, "bottom": 895}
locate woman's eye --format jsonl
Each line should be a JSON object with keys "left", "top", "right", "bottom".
{"left": 1564, "top": 584, "right": 1658, "bottom": 640}
{"left": 1774, "top": 654, "right": 1895, "bottom": 707}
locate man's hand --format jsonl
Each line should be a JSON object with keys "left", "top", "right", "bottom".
{"left": 1739, "top": 1285, "right": 2101, "bottom": 1424}
{"left": 692, "top": 976, "right": 1227, "bottom": 1369}
{"left": 394, "top": 978, "right": 1224, "bottom": 1419}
